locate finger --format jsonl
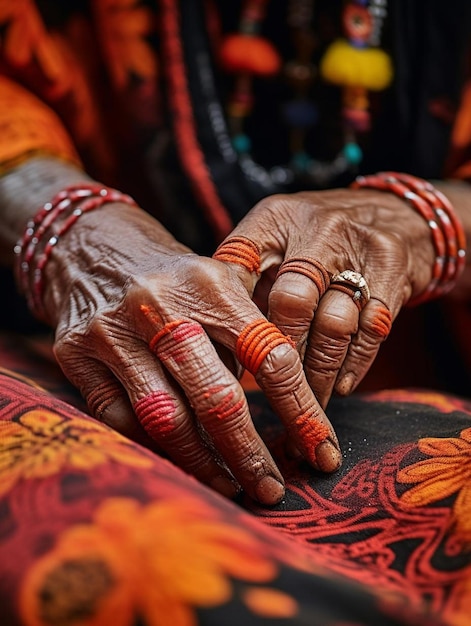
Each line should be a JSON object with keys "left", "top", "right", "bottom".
{"left": 268, "top": 258, "right": 330, "bottom": 357}
{"left": 60, "top": 348, "right": 240, "bottom": 499}
{"left": 331, "top": 248, "right": 405, "bottom": 396}
{"left": 234, "top": 318, "right": 342, "bottom": 473}
{"left": 304, "top": 289, "right": 359, "bottom": 409}
{"left": 60, "top": 357, "right": 157, "bottom": 448}
{"left": 148, "top": 319, "right": 285, "bottom": 505}
{"left": 172, "top": 259, "right": 342, "bottom": 473}
{"left": 335, "top": 298, "right": 394, "bottom": 396}
{"left": 112, "top": 346, "right": 242, "bottom": 499}
{"left": 213, "top": 235, "right": 262, "bottom": 295}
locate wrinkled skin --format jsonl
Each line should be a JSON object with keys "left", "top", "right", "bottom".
{"left": 41, "top": 199, "right": 342, "bottom": 506}
{"left": 214, "top": 189, "right": 436, "bottom": 408}
{"left": 42, "top": 188, "right": 435, "bottom": 505}
{"left": 1, "top": 160, "right": 440, "bottom": 506}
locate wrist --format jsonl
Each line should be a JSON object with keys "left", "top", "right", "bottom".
{"left": 351, "top": 173, "right": 466, "bottom": 304}
{"left": 15, "top": 183, "right": 139, "bottom": 323}
{"left": 0, "top": 157, "right": 93, "bottom": 267}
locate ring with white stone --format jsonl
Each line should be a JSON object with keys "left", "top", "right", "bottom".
{"left": 330, "top": 270, "right": 370, "bottom": 310}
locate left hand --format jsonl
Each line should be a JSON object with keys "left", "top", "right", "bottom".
{"left": 214, "top": 188, "right": 435, "bottom": 408}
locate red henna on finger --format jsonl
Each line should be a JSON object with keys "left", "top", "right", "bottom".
{"left": 134, "top": 391, "right": 176, "bottom": 437}
{"left": 172, "top": 322, "right": 206, "bottom": 343}
{"left": 213, "top": 236, "right": 261, "bottom": 274}
{"left": 205, "top": 386, "right": 245, "bottom": 421}
{"left": 236, "top": 319, "right": 294, "bottom": 375}
{"left": 149, "top": 321, "right": 205, "bottom": 364}
{"left": 149, "top": 320, "right": 187, "bottom": 352}
{"left": 369, "top": 306, "right": 392, "bottom": 338}
{"left": 291, "top": 412, "right": 340, "bottom": 471}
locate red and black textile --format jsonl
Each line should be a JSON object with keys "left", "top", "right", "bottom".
{"left": 1, "top": 332, "right": 471, "bottom": 626}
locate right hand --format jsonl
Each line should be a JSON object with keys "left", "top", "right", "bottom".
{"left": 213, "top": 187, "right": 438, "bottom": 410}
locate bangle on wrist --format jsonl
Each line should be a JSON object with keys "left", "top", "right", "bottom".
{"left": 14, "top": 183, "right": 137, "bottom": 320}
{"left": 351, "top": 172, "right": 466, "bottom": 305}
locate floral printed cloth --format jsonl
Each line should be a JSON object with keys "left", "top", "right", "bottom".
{"left": 0, "top": 331, "right": 470, "bottom": 626}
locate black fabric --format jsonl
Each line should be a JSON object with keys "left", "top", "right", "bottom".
{"left": 168, "top": 0, "right": 471, "bottom": 227}
{"left": 367, "top": 0, "right": 471, "bottom": 176}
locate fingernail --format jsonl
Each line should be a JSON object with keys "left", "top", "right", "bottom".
{"left": 254, "top": 476, "right": 285, "bottom": 505}
{"left": 210, "top": 475, "right": 240, "bottom": 499}
{"left": 315, "top": 440, "right": 342, "bottom": 473}
{"left": 336, "top": 372, "right": 355, "bottom": 396}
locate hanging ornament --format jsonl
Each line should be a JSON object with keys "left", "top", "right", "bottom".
{"left": 219, "top": 0, "right": 281, "bottom": 157}
{"left": 320, "top": 0, "right": 393, "bottom": 154}
{"left": 218, "top": 0, "right": 393, "bottom": 191}
{"left": 282, "top": 0, "right": 319, "bottom": 177}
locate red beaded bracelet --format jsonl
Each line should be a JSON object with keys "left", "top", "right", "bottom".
{"left": 14, "top": 183, "right": 137, "bottom": 318}
{"left": 380, "top": 172, "right": 466, "bottom": 285}
{"left": 351, "top": 172, "right": 466, "bottom": 304}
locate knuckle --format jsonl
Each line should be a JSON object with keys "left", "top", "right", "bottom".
{"left": 347, "top": 333, "right": 380, "bottom": 371}
{"left": 305, "top": 343, "right": 346, "bottom": 374}
{"left": 350, "top": 336, "right": 378, "bottom": 362}
{"left": 126, "top": 273, "right": 169, "bottom": 309}
{"left": 183, "top": 255, "right": 230, "bottom": 286}
{"left": 197, "top": 382, "right": 248, "bottom": 429}
{"left": 252, "top": 193, "right": 292, "bottom": 214}
{"left": 269, "top": 286, "right": 316, "bottom": 322}
{"left": 53, "top": 332, "right": 86, "bottom": 371}
{"left": 235, "top": 452, "right": 273, "bottom": 480}
{"left": 258, "top": 343, "right": 302, "bottom": 387}
{"left": 317, "top": 309, "right": 358, "bottom": 337}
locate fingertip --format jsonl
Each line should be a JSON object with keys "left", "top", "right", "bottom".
{"left": 254, "top": 475, "right": 285, "bottom": 506}
{"left": 314, "top": 440, "right": 342, "bottom": 473}
{"left": 335, "top": 372, "right": 356, "bottom": 396}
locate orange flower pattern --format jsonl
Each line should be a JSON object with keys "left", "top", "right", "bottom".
{"left": 0, "top": 0, "right": 67, "bottom": 89}
{"left": 94, "top": 0, "right": 158, "bottom": 88}
{"left": 1, "top": 370, "right": 469, "bottom": 626}
{"left": 398, "top": 427, "right": 471, "bottom": 545}
{"left": 0, "top": 408, "right": 152, "bottom": 497}
{"left": 20, "top": 497, "right": 281, "bottom": 626}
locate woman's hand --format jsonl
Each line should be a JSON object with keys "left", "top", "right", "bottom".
{"left": 214, "top": 188, "right": 436, "bottom": 409}
{"left": 40, "top": 201, "right": 342, "bottom": 505}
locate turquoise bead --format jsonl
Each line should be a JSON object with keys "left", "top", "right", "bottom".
{"left": 232, "top": 134, "right": 251, "bottom": 154}
{"left": 292, "top": 151, "right": 313, "bottom": 171}
{"left": 343, "top": 142, "right": 363, "bottom": 165}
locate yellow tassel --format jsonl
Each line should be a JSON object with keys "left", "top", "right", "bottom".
{"left": 320, "top": 39, "right": 393, "bottom": 91}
